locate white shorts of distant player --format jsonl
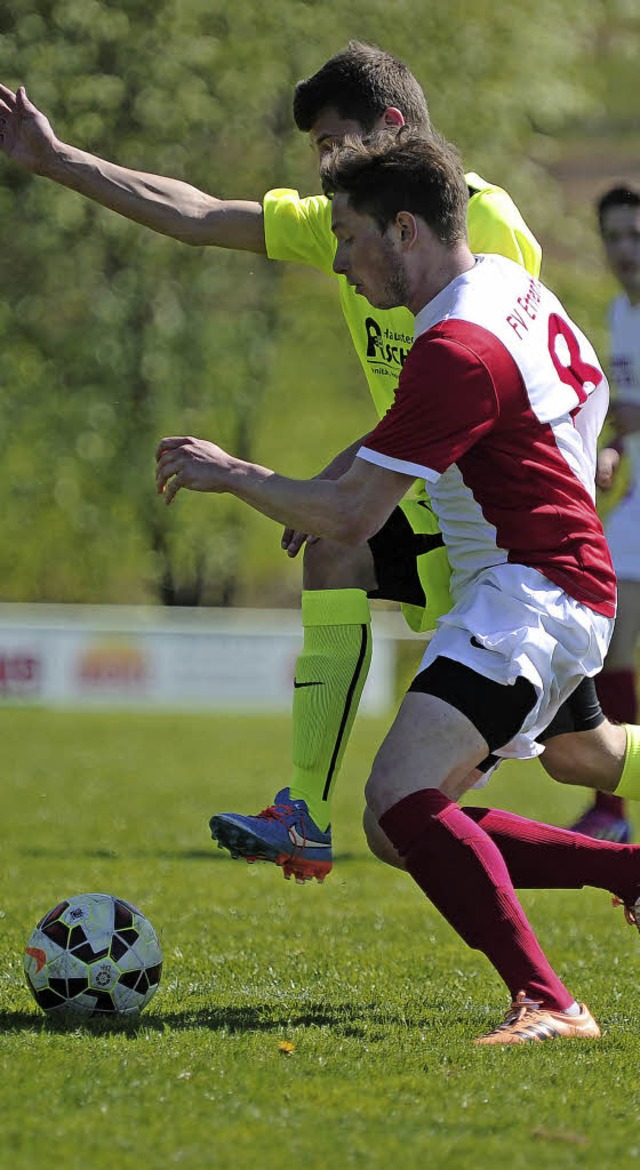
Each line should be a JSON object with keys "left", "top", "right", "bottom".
{"left": 605, "top": 484, "right": 640, "bottom": 582}
{"left": 418, "top": 563, "right": 613, "bottom": 763}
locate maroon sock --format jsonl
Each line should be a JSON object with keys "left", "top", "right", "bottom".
{"left": 379, "top": 789, "right": 574, "bottom": 1010}
{"left": 593, "top": 791, "right": 627, "bottom": 817}
{"left": 596, "top": 669, "right": 637, "bottom": 724}
{"left": 463, "top": 805, "right": 640, "bottom": 901}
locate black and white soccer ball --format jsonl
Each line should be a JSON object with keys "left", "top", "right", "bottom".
{"left": 24, "top": 893, "right": 163, "bottom": 1019}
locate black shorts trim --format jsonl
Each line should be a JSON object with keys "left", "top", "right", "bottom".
{"left": 409, "top": 655, "right": 538, "bottom": 754}
{"left": 537, "top": 676, "right": 605, "bottom": 742}
{"left": 367, "top": 505, "right": 443, "bottom": 607}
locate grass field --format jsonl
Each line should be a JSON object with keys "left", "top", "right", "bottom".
{"left": 1, "top": 707, "right": 639, "bottom": 1170}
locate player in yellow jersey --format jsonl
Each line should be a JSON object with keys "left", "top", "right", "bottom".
{"left": 1, "top": 42, "right": 638, "bottom": 878}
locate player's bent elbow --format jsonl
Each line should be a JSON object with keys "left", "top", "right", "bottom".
{"left": 330, "top": 515, "right": 376, "bottom": 546}
{"left": 329, "top": 489, "right": 388, "bottom": 547}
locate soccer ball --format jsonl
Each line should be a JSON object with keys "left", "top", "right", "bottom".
{"left": 24, "top": 893, "right": 163, "bottom": 1019}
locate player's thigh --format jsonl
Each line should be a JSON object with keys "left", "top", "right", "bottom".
{"left": 541, "top": 724, "right": 625, "bottom": 789}
{"left": 364, "top": 691, "right": 490, "bottom": 818}
{"left": 537, "top": 676, "right": 625, "bottom": 788}
{"left": 302, "top": 534, "right": 377, "bottom": 591}
{"left": 606, "top": 579, "right": 640, "bottom": 669}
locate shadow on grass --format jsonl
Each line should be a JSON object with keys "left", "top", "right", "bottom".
{"left": 0, "top": 1001, "right": 397, "bottom": 1038}
{"left": 18, "top": 848, "right": 362, "bottom": 864}
{"left": 19, "top": 847, "right": 219, "bottom": 862}
{"left": 147, "top": 1001, "right": 378, "bottom": 1036}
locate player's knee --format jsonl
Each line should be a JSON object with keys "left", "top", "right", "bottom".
{"left": 540, "top": 737, "right": 585, "bottom": 784}
{"left": 362, "top": 806, "right": 406, "bottom": 870}
{"left": 364, "top": 770, "right": 382, "bottom": 818}
{"left": 541, "top": 732, "right": 620, "bottom": 789}
{"left": 302, "top": 537, "right": 350, "bottom": 588}
{"left": 303, "top": 536, "right": 372, "bottom": 590}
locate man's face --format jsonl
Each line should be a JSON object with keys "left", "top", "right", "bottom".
{"left": 601, "top": 203, "right": 640, "bottom": 303}
{"left": 309, "top": 106, "right": 390, "bottom": 162}
{"left": 331, "top": 193, "right": 409, "bottom": 310}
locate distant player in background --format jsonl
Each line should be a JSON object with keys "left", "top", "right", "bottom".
{"left": 570, "top": 185, "right": 640, "bottom": 843}
{"left": 3, "top": 46, "right": 640, "bottom": 882}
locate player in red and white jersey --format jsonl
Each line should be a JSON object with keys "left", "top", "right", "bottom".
{"left": 156, "top": 130, "right": 640, "bottom": 1044}
{"left": 570, "top": 185, "right": 640, "bottom": 842}
{"left": 361, "top": 251, "right": 614, "bottom": 624}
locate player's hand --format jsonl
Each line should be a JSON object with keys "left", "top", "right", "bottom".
{"left": 156, "top": 436, "right": 233, "bottom": 504}
{"left": 596, "top": 446, "right": 620, "bottom": 491}
{"left": 0, "top": 85, "right": 58, "bottom": 173}
{"left": 281, "top": 528, "right": 318, "bottom": 558}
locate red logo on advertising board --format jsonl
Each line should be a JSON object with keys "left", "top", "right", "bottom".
{"left": 0, "top": 653, "right": 41, "bottom": 694}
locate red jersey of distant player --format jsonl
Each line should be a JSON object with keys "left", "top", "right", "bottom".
{"left": 359, "top": 254, "right": 616, "bottom": 618}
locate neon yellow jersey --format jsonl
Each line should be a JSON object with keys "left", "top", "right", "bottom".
{"left": 264, "top": 172, "right": 542, "bottom": 419}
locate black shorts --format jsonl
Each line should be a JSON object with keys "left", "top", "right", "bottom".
{"left": 367, "top": 504, "right": 441, "bottom": 606}
{"left": 409, "top": 655, "right": 538, "bottom": 754}
{"left": 409, "top": 665, "right": 605, "bottom": 773}
{"left": 537, "top": 676, "right": 605, "bottom": 740}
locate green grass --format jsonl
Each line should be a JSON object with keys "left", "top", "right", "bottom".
{"left": 1, "top": 708, "right": 639, "bottom": 1170}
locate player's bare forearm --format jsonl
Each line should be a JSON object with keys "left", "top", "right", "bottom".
{"left": 280, "top": 435, "right": 372, "bottom": 556}
{"left": 48, "top": 147, "right": 265, "bottom": 248}
{"left": 0, "top": 84, "right": 265, "bottom": 250}
{"left": 156, "top": 435, "right": 411, "bottom": 544}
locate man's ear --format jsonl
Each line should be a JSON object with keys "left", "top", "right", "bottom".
{"left": 396, "top": 211, "right": 418, "bottom": 247}
{"left": 383, "top": 107, "right": 405, "bottom": 128}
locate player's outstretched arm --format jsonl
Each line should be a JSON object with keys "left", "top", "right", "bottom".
{"left": 155, "top": 434, "right": 411, "bottom": 545}
{"left": 281, "top": 436, "right": 374, "bottom": 557}
{"left": 0, "top": 84, "right": 266, "bottom": 252}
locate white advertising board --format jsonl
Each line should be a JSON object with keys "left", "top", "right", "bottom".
{"left": 0, "top": 604, "right": 404, "bottom": 714}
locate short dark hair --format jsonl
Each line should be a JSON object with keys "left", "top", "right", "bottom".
{"left": 596, "top": 184, "right": 640, "bottom": 231}
{"left": 293, "top": 41, "right": 431, "bottom": 134}
{"left": 321, "top": 128, "right": 469, "bottom": 246}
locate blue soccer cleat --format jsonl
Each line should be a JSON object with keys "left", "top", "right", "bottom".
{"left": 613, "top": 890, "right": 640, "bottom": 933}
{"left": 569, "top": 806, "right": 631, "bottom": 843}
{"left": 209, "top": 788, "right": 333, "bottom": 884}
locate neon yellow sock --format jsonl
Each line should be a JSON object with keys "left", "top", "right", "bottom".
{"left": 289, "top": 588, "right": 372, "bottom": 831}
{"left": 615, "top": 723, "right": 640, "bottom": 801}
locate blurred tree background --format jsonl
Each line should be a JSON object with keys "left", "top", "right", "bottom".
{"left": 0, "top": 0, "right": 638, "bottom": 607}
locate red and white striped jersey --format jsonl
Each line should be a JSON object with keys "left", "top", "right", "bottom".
{"left": 358, "top": 254, "right": 616, "bottom": 617}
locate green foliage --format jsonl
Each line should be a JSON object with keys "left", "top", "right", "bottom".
{"left": 2, "top": 708, "right": 640, "bottom": 1168}
{"left": 0, "top": 1, "right": 638, "bottom": 603}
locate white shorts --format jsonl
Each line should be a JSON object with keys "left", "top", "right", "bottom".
{"left": 418, "top": 563, "right": 613, "bottom": 762}
{"left": 606, "top": 489, "right": 640, "bottom": 582}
